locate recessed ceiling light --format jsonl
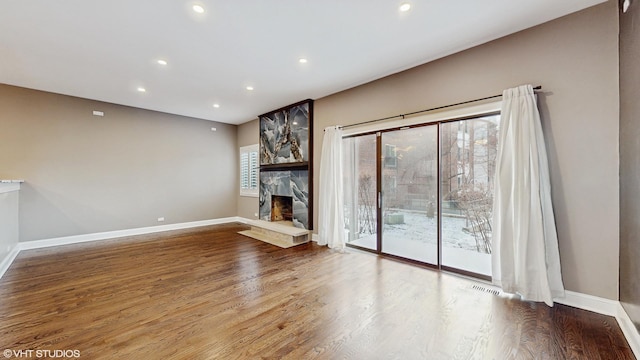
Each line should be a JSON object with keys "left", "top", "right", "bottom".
{"left": 137, "top": 87, "right": 146, "bottom": 93}
{"left": 192, "top": 4, "right": 205, "bottom": 13}
{"left": 399, "top": 2, "right": 411, "bottom": 12}
{"left": 157, "top": 59, "right": 167, "bottom": 66}
{"left": 299, "top": 58, "right": 308, "bottom": 64}
{"left": 246, "top": 86, "right": 254, "bottom": 91}
{"left": 213, "top": 103, "right": 220, "bottom": 108}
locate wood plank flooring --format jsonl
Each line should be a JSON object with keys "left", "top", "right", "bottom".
{"left": 0, "top": 223, "right": 634, "bottom": 359}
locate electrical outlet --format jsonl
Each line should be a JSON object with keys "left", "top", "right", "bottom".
{"left": 157, "top": 217, "right": 165, "bottom": 222}
{"left": 254, "top": 212, "right": 258, "bottom": 217}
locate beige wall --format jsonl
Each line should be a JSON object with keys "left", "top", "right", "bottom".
{"left": 619, "top": 0, "right": 640, "bottom": 329}
{"left": 0, "top": 190, "right": 19, "bottom": 261}
{"left": 237, "top": 119, "right": 259, "bottom": 220}
{"left": 312, "top": 2, "right": 620, "bottom": 299}
{"left": 0, "top": 84, "right": 237, "bottom": 242}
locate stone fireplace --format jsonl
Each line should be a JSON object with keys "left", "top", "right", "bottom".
{"left": 256, "top": 100, "right": 313, "bottom": 230}
{"left": 259, "top": 170, "right": 310, "bottom": 229}
{"left": 271, "top": 195, "right": 293, "bottom": 222}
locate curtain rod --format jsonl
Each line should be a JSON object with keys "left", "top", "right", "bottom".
{"left": 337, "top": 85, "right": 542, "bottom": 130}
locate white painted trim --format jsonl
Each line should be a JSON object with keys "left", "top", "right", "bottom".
{"left": 554, "top": 290, "right": 619, "bottom": 316}
{"left": 0, "top": 245, "right": 20, "bottom": 280}
{"left": 0, "top": 183, "right": 21, "bottom": 194}
{"left": 0, "top": 217, "right": 244, "bottom": 281}
{"left": 19, "top": 217, "right": 240, "bottom": 251}
{"left": 617, "top": 303, "right": 640, "bottom": 358}
{"left": 311, "top": 233, "right": 318, "bottom": 242}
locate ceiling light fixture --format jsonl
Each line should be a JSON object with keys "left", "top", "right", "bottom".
{"left": 246, "top": 86, "right": 254, "bottom": 91}
{"left": 157, "top": 59, "right": 167, "bottom": 66}
{"left": 399, "top": 2, "right": 411, "bottom": 12}
{"left": 192, "top": 4, "right": 205, "bottom": 13}
{"left": 213, "top": 103, "right": 220, "bottom": 108}
{"left": 299, "top": 58, "right": 308, "bottom": 64}
{"left": 137, "top": 87, "right": 146, "bottom": 93}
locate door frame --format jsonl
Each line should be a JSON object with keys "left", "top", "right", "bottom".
{"left": 342, "top": 109, "right": 500, "bottom": 281}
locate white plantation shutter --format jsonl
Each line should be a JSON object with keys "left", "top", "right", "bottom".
{"left": 240, "top": 144, "right": 259, "bottom": 197}
{"left": 240, "top": 152, "right": 249, "bottom": 188}
{"left": 249, "top": 150, "right": 258, "bottom": 189}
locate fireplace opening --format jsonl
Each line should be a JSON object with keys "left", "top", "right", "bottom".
{"left": 271, "top": 195, "right": 293, "bottom": 222}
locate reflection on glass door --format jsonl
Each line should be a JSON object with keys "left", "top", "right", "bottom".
{"left": 381, "top": 126, "right": 438, "bottom": 265}
{"left": 343, "top": 134, "right": 377, "bottom": 250}
{"left": 440, "top": 115, "right": 499, "bottom": 277}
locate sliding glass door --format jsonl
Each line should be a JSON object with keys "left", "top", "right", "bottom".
{"left": 440, "top": 115, "right": 499, "bottom": 277}
{"left": 343, "top": 134, "right": 377, "bottom": 250}
{"left": 380, "top": 126, "right": 438, "bottom": 265}
{"left": 342, "top": 112, "right": 499, "bottom": 279}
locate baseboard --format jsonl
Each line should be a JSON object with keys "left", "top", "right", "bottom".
{"left": 554, "top": 290, "right": 619, "bottom": 316}
{"left": 553, "top": 290, "right": 639, "bottom": 358}
{"left": 19, "top": 217, "right": 241, "bottom": 251}
{"left": 311, "top": 233, "right": 318, "bottom": 242}
{"left": 0, "top": 245, "right": 20, "bottom": 280}
{"left": 617, "top": 303, "right": 640, "bottom": 357}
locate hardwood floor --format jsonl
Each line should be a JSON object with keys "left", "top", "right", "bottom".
{"left": 0, "top": 223, "right": 634, "bottom": 359}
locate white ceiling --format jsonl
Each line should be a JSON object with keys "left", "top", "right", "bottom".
{"left": 0, "top": 0, "right": 606, "bottom": 125}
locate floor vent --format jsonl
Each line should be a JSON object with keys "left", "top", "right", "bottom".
{"left": 471, "top": 284, "right": 502, "bottom": 296}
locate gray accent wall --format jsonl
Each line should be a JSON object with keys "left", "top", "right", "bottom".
{"left": 312, "top": 2, "right": 620, "bottom": 300}
{"left": 620, "top": 0, "right": 640, "bottom": 331}
{"left": 0, "top": 84, "right": 237, "bottom": 242}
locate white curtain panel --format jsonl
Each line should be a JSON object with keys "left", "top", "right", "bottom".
{"left": 318, "top": 126, "right": 346, "bottom": 250}
{"left": 492, "top": 84, "right": 565, "bottom": 306}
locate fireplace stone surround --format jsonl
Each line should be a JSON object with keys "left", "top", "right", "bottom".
{"left": 254, "top": 99, "right": 313, "bottom": 236}
{"left": 259, "top": 169, "right": 310, "bottom": 229}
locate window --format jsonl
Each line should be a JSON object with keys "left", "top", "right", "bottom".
{"left": 384, "top": 144, "right": 397, "bottom": 168}
{"left": 240, "top": 144, "right": 259, "bottom": 197}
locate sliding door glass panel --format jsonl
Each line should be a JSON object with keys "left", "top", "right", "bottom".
{"left": 343, "top": 134, "right": 377, "bottom": 250}
{"left": 440, "top": 115, "right": 499, "bottom": 276}
{"left": 381, "top": 126, "right": 438, "bottom": 264}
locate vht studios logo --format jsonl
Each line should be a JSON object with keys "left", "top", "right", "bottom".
{"left": 3, "top": 349, "right": 81, "bottom": 358}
